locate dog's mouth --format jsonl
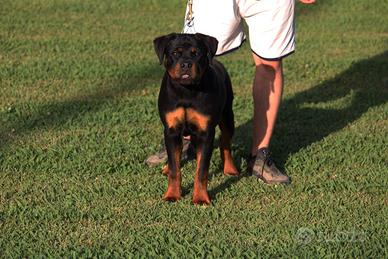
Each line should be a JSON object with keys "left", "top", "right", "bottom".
{"left": 181, "top": 73, "right": 191, "bottom": 79}
{"left": 168, "top": 64, "right": 201, "bottom": 84}
{"left": 178, "top": 73, "right": 198, "bottom": 86}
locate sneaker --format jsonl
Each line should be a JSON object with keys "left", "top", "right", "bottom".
{"left": 247, "top": 148, "right": 291, "bottom": 184}
{"left": 145, "top": 138, "right": 195, "bottom": 166}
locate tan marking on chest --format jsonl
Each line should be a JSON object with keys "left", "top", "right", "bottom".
{"left": 186, "top": 108, "right": 210, "bottom": 131}
{"left": 165, "top": 107, "right": 210, "bottom": 131}
{"left": 165, "top": 107, "right": 185, "bottom": 129}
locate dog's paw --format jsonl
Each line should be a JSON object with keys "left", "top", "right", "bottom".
{"left": 192, "top": 190, "right": 211, "bottom": 205}
{"left": 223, "top": 164, "right": 239, "bottom": 176}
{"left": 163, "top": 188, "right": 181, "bottom": 202}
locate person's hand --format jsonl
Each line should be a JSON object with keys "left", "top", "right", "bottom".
{"left": 299, "top": 0, "right": 316, "bottom": 4}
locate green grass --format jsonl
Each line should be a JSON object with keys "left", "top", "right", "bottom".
{"left": 1, "top": 0, "right": 387, "bottom": 257}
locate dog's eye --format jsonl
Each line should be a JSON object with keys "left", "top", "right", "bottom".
{"left": 191, "top": 50, "right": 199, "bottom": 57}
{"left": 172, "top": 51, "right": 181, "bottom": 58}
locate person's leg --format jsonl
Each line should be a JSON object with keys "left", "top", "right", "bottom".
{"left": 248, "top": 53, "right": 290, "bottom": 184}
{"left": 239, "top": 0, "right": 294, "bottom": 183}
{"left": 299, "top": 0, "right": 315, "bottom": 4}
{"left": 251, "top": 54, "right": 283, "bottom": 156}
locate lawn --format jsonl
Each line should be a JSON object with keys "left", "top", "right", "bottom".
{"left": 0, "top": 0, "right": 387, "bottom": 257}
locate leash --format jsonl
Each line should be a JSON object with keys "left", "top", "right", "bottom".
{"left": 183, "top": 0, "right": 196, "bottom": 33}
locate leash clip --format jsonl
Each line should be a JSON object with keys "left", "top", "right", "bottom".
{"left": 186, "top": 0, "right": 194, "bottom": 23}
{"left": 183, "top": 0, "right": 196, "bottom": 33}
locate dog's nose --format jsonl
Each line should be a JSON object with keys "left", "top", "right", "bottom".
{"left": 181, "top": 62, "right": 192, "bottom": 69}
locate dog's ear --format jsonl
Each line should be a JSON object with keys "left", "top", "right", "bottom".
{"left": 153, "top": 33, "right": 177, "bottom": 65}
{"left": 195, "top": 33, "right": 218, "bottom": 61}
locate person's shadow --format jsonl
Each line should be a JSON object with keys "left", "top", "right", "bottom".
{"left": 209, "top": 51, "right": 388, "bottom": 199}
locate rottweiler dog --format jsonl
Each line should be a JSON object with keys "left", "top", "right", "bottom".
{"left": 153, "top": 33, "right": 239, "bottom": 205}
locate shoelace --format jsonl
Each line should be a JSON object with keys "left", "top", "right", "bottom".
{"left": 261, "top": 149, "right": 274, "bottom": 177}
{"left": 261, "top": 149, "right": 274, "bottom": 166}
{"left": 249, "top": 149, "right": 276, "bottom": 175}
{"left": 261, "top": 150, "right": 273, "bottom": 174}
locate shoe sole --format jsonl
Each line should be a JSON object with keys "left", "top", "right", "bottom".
{"left": 247, "top": 169, "right": 291, "bottom": 185}
{"left": 146, "top": 139, "right": 192, "bottom": 167}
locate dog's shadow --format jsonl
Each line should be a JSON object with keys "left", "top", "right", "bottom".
{"left": 195, "top": 51, "right": 388, "bottom": 201}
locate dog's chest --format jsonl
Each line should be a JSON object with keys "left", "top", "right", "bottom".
{"left": 164, "top": 107, "right": 210, "bottom": 132}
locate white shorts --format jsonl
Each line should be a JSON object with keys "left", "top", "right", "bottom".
{"left": 183, "top": 0, "right": 295, "bottom": 59}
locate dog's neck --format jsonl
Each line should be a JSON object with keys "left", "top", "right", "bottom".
{"left": 167, "top": 75, "right": 202, "bottom": 91}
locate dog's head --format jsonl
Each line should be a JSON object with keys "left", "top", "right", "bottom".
{"left": 153, "top": 33, "right": 218, "bottom": 85}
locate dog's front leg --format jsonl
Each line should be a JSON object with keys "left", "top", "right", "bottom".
{"left": 192, "top": 129, "right": 215, "bottom": 205}
{"left": 163, "top": 128, "right": 183, "bottom": 202}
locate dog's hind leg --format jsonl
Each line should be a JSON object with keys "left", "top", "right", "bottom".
{"left": 219, "top": 109, "right": 239, "bottom": 176}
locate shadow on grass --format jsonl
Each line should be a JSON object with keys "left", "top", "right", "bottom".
{"left": 209, "top": 51, "right": 388, "bottom": 200}
{"left": 0, "top": 63, "right": 162, "bottom": 150}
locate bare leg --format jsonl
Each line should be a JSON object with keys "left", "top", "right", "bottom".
{"left": 299, "top": 0, "right": 315, "bottom": 4}
{"left": 251, "top": 53, "right": 283, "bottom": 156}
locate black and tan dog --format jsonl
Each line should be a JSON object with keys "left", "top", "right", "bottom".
{"left": 153, "top": 33, "right": 239, "bottom": 205}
